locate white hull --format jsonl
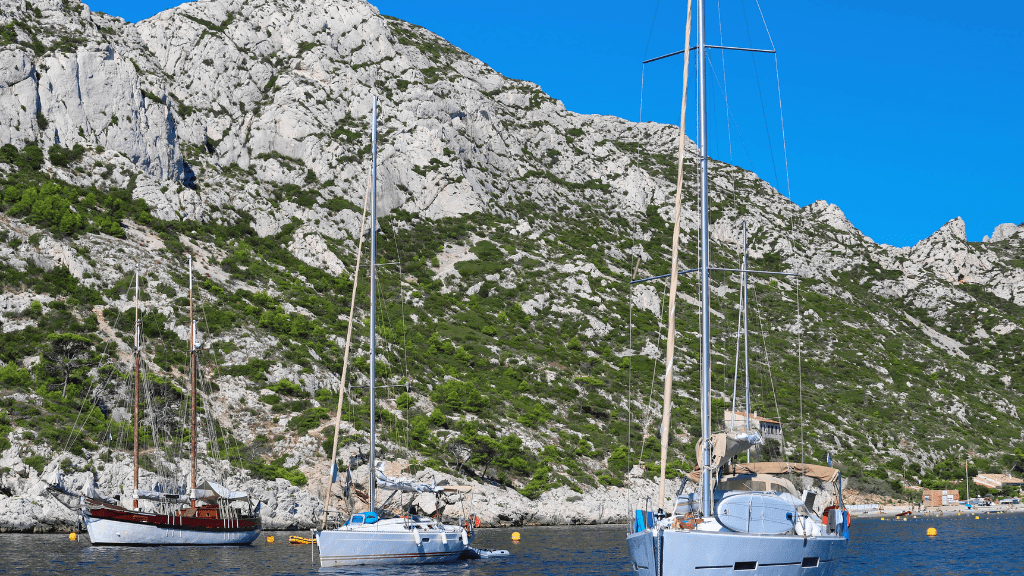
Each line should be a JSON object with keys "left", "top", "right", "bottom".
{"left": 85, "top": 515, "right": 260, "bottom": 546}
{"left": 316, "top": 522, "right": 469, "bottom": 566}
{"left": 627, "top": 528, "right": 847, "bottom": 576}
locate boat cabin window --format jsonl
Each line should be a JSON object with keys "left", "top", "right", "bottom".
{"left": 719, "top": 479, "right": 766, "bottom": 492}
{"left": 350, "top": 512, "right": 379, "bottom": 525}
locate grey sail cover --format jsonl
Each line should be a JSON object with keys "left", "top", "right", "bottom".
{"left": 375, "top": 462, "right": 443, "bottom": 494}
{"left": 697, "top": 431, "right": 763, "bottom": 471}
{"left": 192, "top": 480, "right": 250, "bottom": 501}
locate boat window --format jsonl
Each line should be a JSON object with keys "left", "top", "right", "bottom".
{"left": 734, "top": 561, "right": 758, "bottom": 571}
{"left": 719, "top": 479, "right": 766, "bottom": 492}
{"left": 421, "top": 538, "right": 430, "bottom": 543}
{"left": 802, "top": 557, "right": 820, "bottom": 568}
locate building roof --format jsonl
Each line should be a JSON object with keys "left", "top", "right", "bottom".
{"left": 725, "top": 410, "right": 781, "bottom": 425}
{"left": 974, "top": 473, "right": 1024, "bottom": 488}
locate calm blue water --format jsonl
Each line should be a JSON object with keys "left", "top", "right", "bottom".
{"left": 1, "top": 513, "right": 1019, "bottom": 575}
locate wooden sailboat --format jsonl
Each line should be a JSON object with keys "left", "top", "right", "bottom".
{"left": 80, "top": 260, "right": 261, "bottom": 545}
{"left": 314, "top": 96, "right": 472, "bottom": 566}
{"left": 624, "top": 1, "right": 849, "bottom": 573}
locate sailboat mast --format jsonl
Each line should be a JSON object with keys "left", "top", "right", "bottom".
{"left": 368, "top": 95, "right": 378, "bottom": 513}
{"left": 697, "top": 0, "right": 713, "bottom": 519}
{"left": 743, "top": 221, "right": 751, "bottom": 461}
{"left": 133, "top": 269, "right": 140, "bottom": 510}
{"left": 189, "top": 255, "right": 197, "bottom": 499}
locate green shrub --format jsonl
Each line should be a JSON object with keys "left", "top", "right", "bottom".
{"left": 269, "top": 378, "right": 304, "bottom": 397}
{"left": 48, "top": 143, "right": 86, "bottom": 167}
{"left": 288, "top": 407, "right": 329, "bottom": 435}
{"left": 24, "top": 454, "right": 47, "bottom": 474}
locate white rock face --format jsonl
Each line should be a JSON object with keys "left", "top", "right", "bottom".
{"left": 985, "top": 223, "right": 1022, "bottom": 243}
{"left": 35, "top": 47, "right": 184, "bottom": 180}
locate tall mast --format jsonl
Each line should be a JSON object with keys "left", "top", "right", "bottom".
{"left": 133, "top": 269, "right": 140, "bottom": 510}
{"left": 742, "top": 221, "right": 751, "bottom": 461}
{"left": 368, "top": 95, "right": 378, "bottom": 513}
{"left": 697, "top": 0, "right": 713, "bottom": 519}
{"left": 657, "top": 0, "right": 694, "bottom": 509}
{"left": 965, "top": 458, "right": 970, "bottom": 501}
{"left": 189, "top": 255, "right": 197, "bottom": 499}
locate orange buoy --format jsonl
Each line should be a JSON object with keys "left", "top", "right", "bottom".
{"left": 267, "top": 535, "right": 275, "bottom": 543}
{"left": 511, "top": 532, "right": 521, "bottom": 541}
{"left": 926, "top": 527, "right": 937, "bottom": 536}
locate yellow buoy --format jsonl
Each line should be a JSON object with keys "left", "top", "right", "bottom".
{"left": 69, "top": 532, "right": 77, "bottom": 541}
{"left": 926, "top": 527, "right": 937, "bottom": 536}
{"left": 975, "top": 516, "right": 980, "bottom": 520}
{"left": 511, "top": 532, "right": 521, "bottom": 541}
{"left": 267, "top": 535, "right": 275, "bottom": 543}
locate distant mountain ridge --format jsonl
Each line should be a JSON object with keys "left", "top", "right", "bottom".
{"left": 1, "top": 0, "right": 1022, "bottom": 530}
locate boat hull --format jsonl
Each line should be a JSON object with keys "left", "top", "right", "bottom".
{"left": 627, "top": 529, "right": 847, "bottom": 576}
{"left": 315, "top": 527, "right": 469, "bottom": 566}
{"left": 83, "top": 508, "right": 260, "bottom": 546}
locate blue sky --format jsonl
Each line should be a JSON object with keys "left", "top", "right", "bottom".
{"left": 91, "top": 0, "right": 1023, "bottom": 246}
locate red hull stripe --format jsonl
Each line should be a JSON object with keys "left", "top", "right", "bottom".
{"left": 88, "top": 507, "right": 260, "bottom": 532}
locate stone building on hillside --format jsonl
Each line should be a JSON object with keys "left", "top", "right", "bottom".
{"left": 973, "top": 473, "right": 1023, "bottom": 491}
{"left": 723, "top": 410, "right": 783, "bottom": 442}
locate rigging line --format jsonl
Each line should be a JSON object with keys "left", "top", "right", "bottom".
{"left": 730, "top": 283, "right": 742, "bottom": 420}
{"left": 752, "top": 0, "right": 777, "bottom": 51}
{"left": 642, "top": 0, "right": 663, "bottom": 58}
{"left": 717, "top": 0, "right": 733, "bottom": 163}
{"left": 740, "top": 0, "right": 782, "bottom": 191}
{"left": 383, "top": 199, "right": 412, "bottom": 406}
{"left": 62, "top": 273, "right": 137, "bottom": 457}
{"left": 636, "top": 278, "right": 671, "bottom": 467}
{"left": 704, "top": 58, "right": 756, "bottom": 174}
{"left": 749, "top": 278, "right": 790, "bottom": 464}
{"left": 626, "top": 62, "right": 647, "bottom": 500}
{"left": 198, "top": 299, "right": 245, "bottom": 485}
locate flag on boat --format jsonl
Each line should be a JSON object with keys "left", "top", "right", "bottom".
{"left": 330, "top": 461, "right": 339, "bottom": 482}
{"left": 827, "top": 452, "right": 832, "bottom": 467}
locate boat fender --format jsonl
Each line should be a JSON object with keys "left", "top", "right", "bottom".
{"left": 412, "top": 527, "right": 421, "bottom": 545}
{"left": 440, "top": 529, "right": 448, "bottom": 545}
{"left": 460, "top": 527, "right": 469, "bottom": 546}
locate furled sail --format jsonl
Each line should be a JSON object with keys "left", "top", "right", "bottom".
{"left": 722, "top": 462, "right": 841, "bottom": 483}
{"left": 698, "top": 431, "right": 763, "bottom": 472}
{"left": 192, "top": 480, "right": 251, "bottom": 501}
{"left": 374, "top": 462, "right": 444, "bottom": 494}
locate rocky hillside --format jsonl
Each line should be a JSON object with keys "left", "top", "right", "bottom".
{"left": 1, "top": 0, "right": 1023, "bottom": 530}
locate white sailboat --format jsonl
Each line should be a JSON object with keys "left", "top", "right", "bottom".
{"left": 625, "top": 1, "right": 849, "bottom": 574}
{"left": 314, "top": 96, "right": 472, "bottom": 567}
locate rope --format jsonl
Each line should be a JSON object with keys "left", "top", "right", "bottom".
{"left": 322, "top": 170, "right": 372, "bottom": 529}
{"left": 740, "top": 0, "right": 782, "bottom": 190}
{"left": 749, "top": 279, "right": 790, "bottom": 463}
{"left": 657, "top": 0, "right": 694, "bottom": 510}
{"left": 716, "top": 0, "right": 733, "bottom": 162}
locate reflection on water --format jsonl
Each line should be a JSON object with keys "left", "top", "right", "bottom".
{"left": 1, "top": 525, "right": 634, "bottom": 576}
{"left": 2, "top": 513, "right": 1021, "bottom": 575}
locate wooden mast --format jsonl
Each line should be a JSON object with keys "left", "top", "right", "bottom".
{"left": 657, "top": 0, "right": 694, "bottom": 509}
{"left": 189, "top": 255, "right": 197, "bottom": 502}
{"left": 322, "top": 173, "right": 371, "bottom": 529}
{"left": 133, "top": 269, "right": 140, "bottom": 510}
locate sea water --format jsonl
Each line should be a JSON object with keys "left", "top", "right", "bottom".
{"left": 2, "top": 513, "right": 1019, "bottom": 575}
